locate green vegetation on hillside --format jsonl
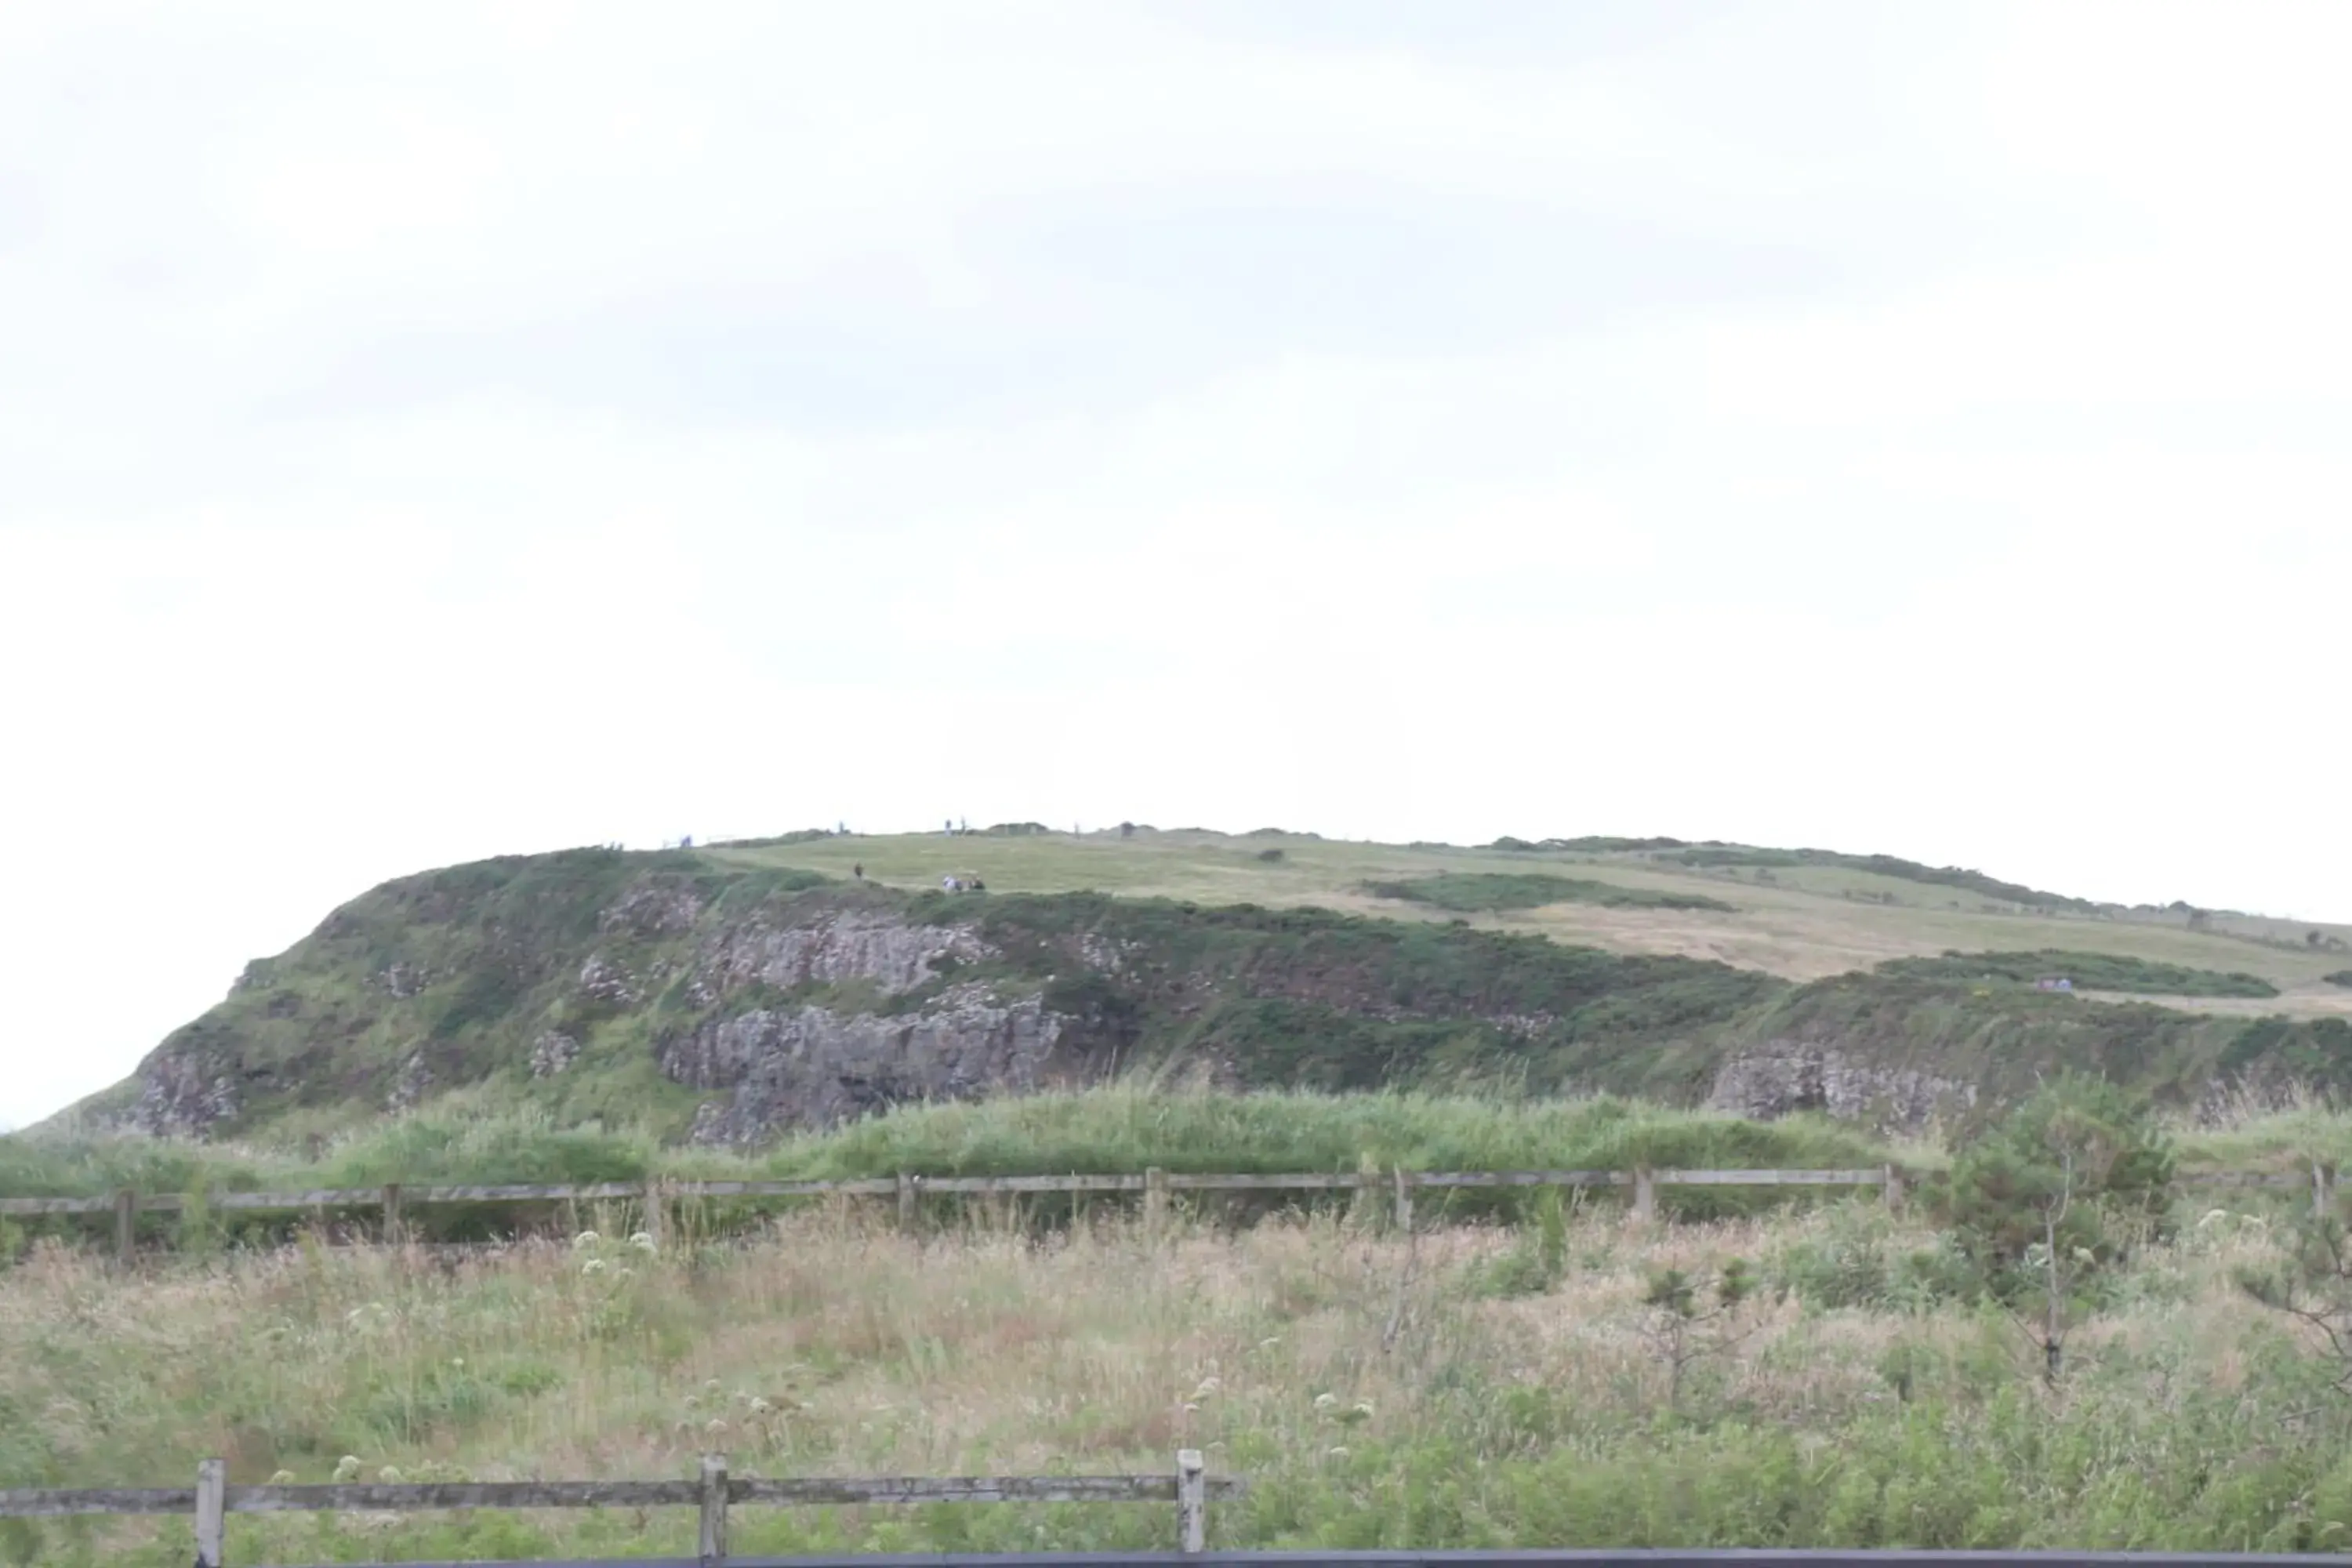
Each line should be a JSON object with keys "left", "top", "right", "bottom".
{"left": 1487, "top": 835, "right": 1690, "bottom": 853}
{"left": 1740, "top": 972, "right": 2352, "bottom": 1108}
{"left": 916, "top": 891, "right": 1784, "bottom": 1100}
{"left": 1363, "top": 873, "right": 1734, "bottom": 916}
{"left": 1668, "top": 847, "right": 2099, "bottom": 912}
{"left": 1876, "top": 949, "right": 2280, "bottom": 998}
{"left": 2326, "top": 971, "right": 2352, "bottom": 989}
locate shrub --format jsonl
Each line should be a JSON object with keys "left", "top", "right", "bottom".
{"left": 1945, "top": 1075, "right": 2173, "bottom": 1378}
{"left": 1771, "top": 1204, "right": 1974, "bottom": 1313}
{"left": 1878, "top": 950, "right": 2278, "bottom": 999}
{"left": 1363, "top": 873, "right": 1733, "bottom": 915}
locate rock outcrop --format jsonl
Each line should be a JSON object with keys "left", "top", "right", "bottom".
{"left": 1708, "top": 1044, "right": 1976, "bottom": 1133}
{"left": 688, "top": 913, "right": 993, "bottom": 1003}
{"left": 132, "top": 1044, "right": 241, "bottom": 1137}
{"left": 661, "top": 986, "right": 1070, "bottom": 1142}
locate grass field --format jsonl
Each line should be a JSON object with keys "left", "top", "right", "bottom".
{"left": 12, "top": 1174, "right": 2352, "bottom": 1563}
{"left": 19, "top": 1091, "right": 2352, "bottom": 1560}
{"left": 718, "top": 829, "right": 2352, "bottom": 1014}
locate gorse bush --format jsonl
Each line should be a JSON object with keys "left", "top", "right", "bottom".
{"left": 1363, "top": 873, "right": 1733, "bottom": 914}
{"left": 1877, "top": 950, "right": 2279, "bottom": 999}
{"left": 1945, "top": 1076, "right": 2174, "bottom": 1377}
{"left": 1770, "top": 1203, "right": 1975, "bottom": 1314}
{"left": 1468, "top": 1186, "right": 1570, "bottom": 1298}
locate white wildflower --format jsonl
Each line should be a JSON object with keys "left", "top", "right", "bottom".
{"left": 377, "top": 1467, "right": 404, "bottom": 1484}
{"left": 332, "top": 1456, "right": 364, "bottom": 1483}
{"left": 581, "top": 1258, "right": 607, "bottom": 1274}
{"left": 748, "top": 1397, "right": 774, "bottom": 1416}
{"left": 1327, "top": 1446, "right": 1349, "bottom": 1458}
{"left": 630, "top": 1232, "right": 658, "bottom": 1254}
{"left": 1312, "top": 1392, "right": 1338, "bottom": 1410}
{"left": 267, "top": 1470, "right": 296, "bottom": 1486}
{"left": 572, "top": 1230, "right": 600, "bottom": 1249}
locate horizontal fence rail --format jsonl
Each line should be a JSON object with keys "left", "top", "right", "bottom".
{"left": 0, "top": 1452, "right": 1236, "bottom": 1566}
{"left": 0, "top": 1163, "right": 2333, "bottom": 1261}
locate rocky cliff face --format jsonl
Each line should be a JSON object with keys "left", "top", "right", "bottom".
{"left": 1706, "top": 1045, "right": 1976, "bottom": 1134}
{"left": 662, "top": 987, "right": 1075, "bottom": 1143}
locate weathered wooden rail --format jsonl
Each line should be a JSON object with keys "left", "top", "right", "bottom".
{"left": 0, "top": 1163, "right": 2331, "bottom": 1261}
{"left": 0, "top": 1450, "right": 1235, "bottom": 1566}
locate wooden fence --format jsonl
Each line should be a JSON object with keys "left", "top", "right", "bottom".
{"left": 0, "top": 1163, "right": 2332, "bottom": 1261}
{"left": 0, "top": 1450, "right": 1236, "bottom": 1567}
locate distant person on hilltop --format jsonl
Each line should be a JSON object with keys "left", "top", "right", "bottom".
{"left": 853, "top": 862, "right": 864, "bottom": 880}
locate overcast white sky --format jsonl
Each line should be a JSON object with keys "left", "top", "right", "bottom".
{"left": 2, "top": 2, "right": 2348, "bottom": 1129}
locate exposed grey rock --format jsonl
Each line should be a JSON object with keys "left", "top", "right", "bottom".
{"left": 662, "top": 985, "right": 1071, "bottom": 1143}
{"left": 598, "top": 879, "right": 704, "bottom": 938}
{"left": 2196, "top": 1073, "right": 2303, "bottom": 1127}
{"left": 1077, "top": 933, "right": 1135, "bottom": 973}
{"left": 576, "top": 954, "right": 644, "bottom": 1005}
{"left": 1708, "top": 1044, "right": 1975, "bottom": 1134}
{"left": 530, "top": 1030, "right": 581, "bottom": 1077}
{"left": 376, "top": 964, "right": 431, "bottom": 999}
{"left": 390, "top": 1051, "right": 433, "bottom": 1111}
{"left": 132, "top": 1047, "right": 241, "bottom": 1137}
{"left": 691, "top": 913, "right": 993, "bottom": 1003}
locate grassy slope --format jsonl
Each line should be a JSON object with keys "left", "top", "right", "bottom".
{"left": 740, "top": 828, "right": 2352, "bottom": 1013}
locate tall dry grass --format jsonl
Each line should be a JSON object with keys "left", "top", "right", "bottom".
{"left": 3, "top": 1198, "right": 2351, "bottom": 1563}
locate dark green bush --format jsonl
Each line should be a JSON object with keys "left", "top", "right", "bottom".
{"left": 1363, "top": 873, "right": 1732, "bottom": 914}
{"left": 1878, "top": 949, "right": 2278, "bottom": 999}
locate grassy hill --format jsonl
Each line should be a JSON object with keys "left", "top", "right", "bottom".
{"left": 30, "top": 826, "right": 2352, "bottom": 1161}
{"left": 735, "top": 826, "right": 2352, "bottom": 1004}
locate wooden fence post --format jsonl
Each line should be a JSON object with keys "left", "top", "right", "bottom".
{"left": 1393, "top": 1167, "right": 1414, "bottom": 1234}
{"left": 194, "top": 1457, "right": 226, "bottom": 1568}
{"left": 114, "top": 1187, "right": 136, "bottom": 1265}
{"left": 380, "top": 1184, "right": 402, "bottom": 1247}
{"left": 699, "top": 1452, "right": 729, "bottom": 1566}
{"left": 1632, "top": 1167, "right": 1656, "bottom": 1225}
{"left": 1882, "top": 1163, "right": 1906, "bottom": 1214}
{"left": 1145, "top": 1167, "right": 1169, "bottom": 1245}
{"left": 1175, "top": 1447, "right": 1205, "bottom": 1553}
{"left": 896, "top": 1172, "right": 917, "bottom": 1233}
